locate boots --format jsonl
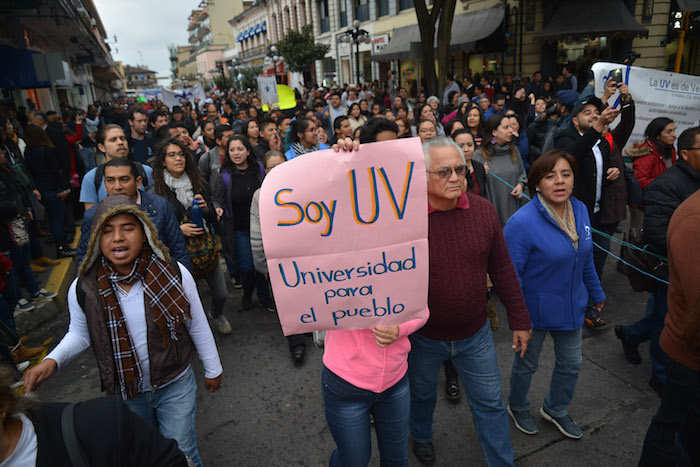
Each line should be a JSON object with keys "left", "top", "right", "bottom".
{"left": 32, "top": 256, "right": 61, "bottom": 266}
{"left": 9, "top": 342, "right": 44, "bottom": 362}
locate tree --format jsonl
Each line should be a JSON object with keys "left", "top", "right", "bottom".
{"left": 414, "top": 0, "right": 457, "bottom": 97}
{"left": 213, "top": 74, "right": 234, "bottom": 92}
{"left": 275, "top": 25, "right": 330, "bottom": 84}
{"left": 239, "top": 65, "right": 263, "bottom": 90}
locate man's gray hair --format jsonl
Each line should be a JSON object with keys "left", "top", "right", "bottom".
{"left": 426, "top": 96, "right": 440, "bottom": 106}
{"left": 422, "top": 136, "right": 466, "bottom": 171}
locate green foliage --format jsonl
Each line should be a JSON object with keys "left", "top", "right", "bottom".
{"left": 213, "top": 74, "right": 234, "bottom": 92}
{"left": 274, "top": 25, "right": 330, "bottom": 73}
{"left": 239, "top": 65, "right": 264, "bottom": 89}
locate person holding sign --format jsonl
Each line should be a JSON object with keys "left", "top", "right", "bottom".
{"left": 320, "top": 126, "right": 431, "bottom": 467}
{"left": 409, "top": 137, "right": 531, "bottom": 467}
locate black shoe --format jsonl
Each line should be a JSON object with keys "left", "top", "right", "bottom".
{"left": 614, "top": 326, "right": 641, "bottom": 364}
{"left": 445, "top": 375, "right": 460, "bottom": 401}
{"left": 241, "top": 294, "right": 253, "bottom": 311}
{"left": 412, "top": 441, "right": 435, "bottom": 466}
{"left": 291, "top": 345, "right": 306, "bottom": 364}
{"left": 56, "top": 246, "right": 76, "bottom": 258}
{"left": 260, "top": 299, "right": 276, "bottom": 312}
{"left": 649, "top": 378, "right": 664, "bottom": 398}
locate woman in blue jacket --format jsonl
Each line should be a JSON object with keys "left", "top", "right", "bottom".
{"left": 503, "top": 149, "right": 605, "bottom": 440}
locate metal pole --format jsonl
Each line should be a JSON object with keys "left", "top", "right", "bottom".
{"left": 674, "top": 12, "right": 688, "bottom": 73}
{"left": 355, "top": 38, "right": 361, "bottom": 84}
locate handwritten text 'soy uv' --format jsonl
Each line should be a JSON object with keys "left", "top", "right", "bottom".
{"left": 273, "top": 162, "right": 415, "bottom": 236}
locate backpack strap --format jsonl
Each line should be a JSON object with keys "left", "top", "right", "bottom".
{"left": 75, "top": 278, "right": 86, "bottom": 311}
{"left": 61, "top": 403, "right": 90, "bottom": 467}
{"left": 93, "top": 164, "right": 105, "bottom": 193}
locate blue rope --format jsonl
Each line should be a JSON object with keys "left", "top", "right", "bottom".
{"left": 593, "top": 241, "right": 669, "bottom": 285}
{"left": 485, "top": 171, "right": 670, "bottom": 284}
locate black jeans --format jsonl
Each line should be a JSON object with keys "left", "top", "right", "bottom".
{"left": 639, "top": 353, "right": 700, "bottom": 466}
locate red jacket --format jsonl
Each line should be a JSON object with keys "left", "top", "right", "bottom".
{"left": 632, "top": 139, "right": 677, "bottom": 190}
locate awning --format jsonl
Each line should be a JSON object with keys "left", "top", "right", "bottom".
{"left": 372, "top": 4, "right": 504, "bottom": 61}
{"left": 677, "top": 0, "right": 700, "bottom": 11}
{"left": 534, "top": 0, "right": 648, "bottom": 41}
{"left": 0, "top": 44, "right": 50, "bottom": 89}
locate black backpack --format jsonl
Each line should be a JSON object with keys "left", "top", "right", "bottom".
{"left": 93, "top": 161, "right": 149, "bottom": 193}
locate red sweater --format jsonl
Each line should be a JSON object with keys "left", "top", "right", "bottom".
{"left": 420, "top": 193, "right": 531, "bottom": 341}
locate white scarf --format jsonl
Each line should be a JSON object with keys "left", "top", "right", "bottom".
{"left": 163, "top": 170, "right": 194, "bottom": 209}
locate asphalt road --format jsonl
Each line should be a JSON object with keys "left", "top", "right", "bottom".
{"left": 27, "top": 243, "right": 662, "bottom": 467}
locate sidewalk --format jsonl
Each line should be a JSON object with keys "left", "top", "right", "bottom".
{"left": 14, "top": 228, "right": 79, "bottom": 337}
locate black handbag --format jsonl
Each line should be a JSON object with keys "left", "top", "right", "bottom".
{"left": 616, "top": 228, "right": 668, "bottom": 293}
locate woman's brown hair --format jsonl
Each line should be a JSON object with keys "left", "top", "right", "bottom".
{"left": 151, "top": 139, "right": 209, "bottom": 198}
{"left": 24, "top": 124, "right": 55, "bottom": 149}
{"left": 527, "top": 149, "right": 577, "bottom": 194}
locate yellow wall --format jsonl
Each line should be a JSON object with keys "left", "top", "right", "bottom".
{"left": 631, "top": 0, "right": 672, "bottom": 70}
{"left": 209, "top": 0, "right": 245, "bottom": 47}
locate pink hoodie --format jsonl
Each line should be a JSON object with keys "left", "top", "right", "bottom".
{"left": 322, "top": 308, "right": 429, "bottom": 393}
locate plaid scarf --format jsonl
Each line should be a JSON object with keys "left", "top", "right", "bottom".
{"left": 97, "top": 247, "right": 191, "bottom": 399}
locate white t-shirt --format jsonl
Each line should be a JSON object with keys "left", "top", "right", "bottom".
{"left": 46, "top": 262, "right": 223, "bottom": 390}
{"left": 0, "top": 414, "right": 38, "bottom": 467}
{"left": 592, "top": 140, "right": 604, "bottom": 213}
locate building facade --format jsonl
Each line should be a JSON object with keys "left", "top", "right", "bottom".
{"left": 123, "top": 65, "right": 158, "bottom": 91}
{"left": 0, "top": 0, "right": 120, "bottom": 111}
{"left": 309, "top": 0, "right": 698, "bottom": 93}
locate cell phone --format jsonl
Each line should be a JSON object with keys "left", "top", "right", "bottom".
{"left": 609, "top": 68, "right": 623, "bottom": 84}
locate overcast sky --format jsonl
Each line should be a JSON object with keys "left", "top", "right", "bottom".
{"left": 93, "top": 0, "right": 194, "bottom": 85}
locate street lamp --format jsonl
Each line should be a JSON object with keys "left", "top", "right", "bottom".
{"left": 264, "top": 45, "right": 281, "bottom": 83}
{"left": 340, "top": 20, "right": 371, "bottom": 85}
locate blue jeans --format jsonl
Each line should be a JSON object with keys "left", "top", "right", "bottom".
{"left": 124, "top": 366, "right": 202, "bottom": 467}
{"left": 10, "top": 244, "right": 39, "bottom": 297}
{"left": 323, "top": 366, "right": 410, "bottom": 467}
{"left": 408, "top": 322, "right": 514, "bottom": 467}
{"left": 233, "top": 230, "right": 270, "bottom": 302}
{"left": 509, "top": 328, "right": 582, "bottom": 418}
{"left": 621, "top": 286, "right": 668, "bottom": 384}
{"left": 40, "top": 190, "right": 66, "bottom": 249}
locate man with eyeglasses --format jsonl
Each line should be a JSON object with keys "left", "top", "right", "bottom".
{"left": 409, "top": 136, "right": 532, "bottom": 466}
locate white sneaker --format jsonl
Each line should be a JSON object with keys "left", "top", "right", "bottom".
{"left": 16, "top": 361, "right": 30, "bottom": 372}
{"left": 215, "top": 315, "right": 232, "bottom": 335}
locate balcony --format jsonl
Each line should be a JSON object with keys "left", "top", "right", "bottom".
{"left": 241, "top": 45, "right": 266, "bottom": 60}
{"left": 355, "top": 3, "right": 369, "bottom": 22}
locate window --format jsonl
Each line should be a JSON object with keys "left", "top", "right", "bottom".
{"left": 339, "top": 0, "right": 347, "bottom": 27}
{"left": 398, "top": 0, "right": 411, "bottom": 11}
{"left": 319, "top": 0, "right": 330, "bottom": 32}
{"left": 377, "top": 0, "right": 389, "bottom": 17}
{"left": 354, "top": 0, "right": 369, "bottom": 22}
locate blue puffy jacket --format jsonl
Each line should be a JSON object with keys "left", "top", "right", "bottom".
{"left": 504, "top": 195, "right": 605, "bottom": 330}
{"left": 284, "top": 143, "right": 329, "bottom": 160}
{"left": 78, "top": 190, "right": 192, "bottom": 271}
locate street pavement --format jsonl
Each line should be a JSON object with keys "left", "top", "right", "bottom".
{"left": 25, "top": 231, "right": 662, "bottom": 466}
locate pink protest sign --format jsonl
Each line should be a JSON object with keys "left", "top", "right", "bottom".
{"left": 259, "top": 138, "right": 428, "bottom": 335}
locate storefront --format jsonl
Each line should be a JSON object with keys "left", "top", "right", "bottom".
{"left": 534, "top": 0, "right": 648, "bottom": 79}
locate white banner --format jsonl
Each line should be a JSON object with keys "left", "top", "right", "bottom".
{"left": 161, "top": 83, "right": 207, "bottom": 110}
{"left": 257, "top": 76, "right": 279, "bottom": 107}
{"left": 591, "top": 62, "right": 700, "bottom": 149}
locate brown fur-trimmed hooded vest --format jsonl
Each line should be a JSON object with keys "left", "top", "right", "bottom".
{"left": 77, "top": 194, "right": 195, "bottom": 396}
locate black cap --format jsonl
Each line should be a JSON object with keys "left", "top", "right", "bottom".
{"left": 571, "top": 97, "right": 605, "bottom": 118}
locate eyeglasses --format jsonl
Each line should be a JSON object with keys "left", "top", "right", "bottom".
{"left": 426, "top": 165, "right": 468, "bottom": 179}
{"left": 166, "top": 151, "right": 186, "bottom": 159}
{"left": 419, "top": 127, "right": 436, "bottom": 134}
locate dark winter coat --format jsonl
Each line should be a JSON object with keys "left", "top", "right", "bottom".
{"left": 643, "top": 159, "right": 700, "bottom": 255}
{"left": 554, "top": 125, "right": 612, "bottom": 219}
